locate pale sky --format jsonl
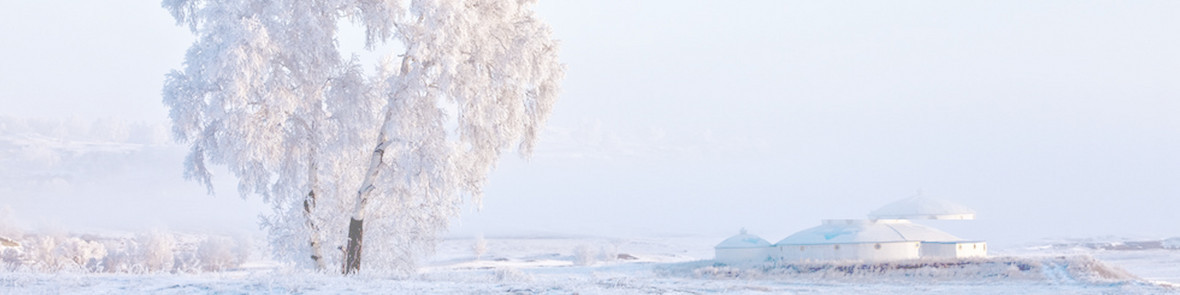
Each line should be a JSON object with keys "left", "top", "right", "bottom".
{"left": 2, "top": 1, "right": 1179, "bottom": 247}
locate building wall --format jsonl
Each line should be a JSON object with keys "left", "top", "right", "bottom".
{"left": 955, "top": 242, "right": 987, "bottom": 258}
{"left": 919, "top": 242, "right": 957, "bottom": 258}
{"left": 714, "top": 247, "right": 773, "bottom": 265}
{"left": 717, "top": 241, "right": 989, "bottom": 263}
{"left": 920, "top": 241, "right": 987, "bottom": 258}
{"left": 775, "top": 241, "right": 921, "bottom": 262}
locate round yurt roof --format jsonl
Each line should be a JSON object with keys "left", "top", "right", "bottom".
{"left": 867, "top": 196, "right": 976, "bottom": 220}
{"left": 775, "top": 219, "right": 963, "bottom": 245}
{"left": 716, "top": 229, "right": 772, "bottom": 249}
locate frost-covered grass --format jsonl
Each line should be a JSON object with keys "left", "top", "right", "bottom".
{"left": 684, "top": 256, "right": 1138, "bottom": 284}
{"left": 1, "top": 235, "right": 1177, "bottom": 294}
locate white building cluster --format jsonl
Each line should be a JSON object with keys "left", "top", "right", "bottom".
{"left": 715, "top": 196, "right": 987, "bottom": 265}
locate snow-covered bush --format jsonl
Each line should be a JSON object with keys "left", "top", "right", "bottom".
{"left": 55, "top": 237, "right": 107, "bottom": 272}
{"left": 197, "top": 236, "right": 243, "bottom": 271}
{"left": 0, "top": 227, "right": 251, "bottom": 274}
{"left": 572, "top": 242, "right": 621, "bottom": 266}
{"left": 101, "top": 238, "right": 140, "bottom": 273}
{"left": 0, "top": 208, "right": 23, "bottom": 272}
{"left": 599, "top": 244, "right": 618, "bottom": 263}
{"left": 173, "top": 247, "right": 202, "bottom": 273}
{"left": 680, "top": 256, "right": 1137, "bottom": 284}
{"left": 1061, "top": 255, "right": 1137, "bottom": 282}
{"left": 573, "top": 245, "right": 596, "bottom": 266}
{"left": 494, "top": 267, "right": 532, "bottom": 282}
{"left": 691, "top": 265, "right": 763, "bottom": 279}
{"left": 10, "top": 234, "right": 106, "bottom": 272}
{"left": 472, "top": 235, "right": 487, "bottom": 260}
{"left": 138, "top": 231, "right": 175, "bottom": 273}
{"left": 0, "top": 248, "right": 21, "bottom": 271}
{"left": 24, "top": 235, "right": 67, "bottom": 272}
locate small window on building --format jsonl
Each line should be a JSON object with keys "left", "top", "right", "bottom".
{"left": 958, "top": 244, "right": 963, "bottom": 250}
{"left": 800, "top": 246, "right": 805, "bottom": 251}
{"left": 834, "top": 245, "right": 840, "bottom": 250}
{"left": 915, "top": 243, "right": 920, "bottom": 248}
{"left": 973, "top": 244, "right": 977, "bottom": 249}
{"left": 874, "top": 243, "right": 881, "bottom": 250}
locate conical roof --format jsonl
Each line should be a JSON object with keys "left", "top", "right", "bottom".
{"left": 868, "top": 196, "right": 975, "bottom": 220}
{"left": 715, "top": 229, "right": 771, "bottom": 249}
{"left": 775, "top": 219, "right": 963, "bottom": 245}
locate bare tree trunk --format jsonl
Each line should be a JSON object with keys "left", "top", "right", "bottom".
{"left": 343, "top": 55, "right": 411, "bottom": 275}
{"left": 343, "top": 109, "right": 393, "bottom": 275}
{"left": 304, "top": 126, "right": 327, "bottom": 271}
{"left": 305, "top": 189, "right": 326, "bottom": 270}
{"left": 342, "top": 217, "right": 363, "bottom": 273}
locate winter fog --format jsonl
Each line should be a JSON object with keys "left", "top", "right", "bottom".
{"left": 1, "top": 0, "right": 1179, "bottom": 293}
{"left": 2, "top": 0, "right": 1179, "bottom": 247}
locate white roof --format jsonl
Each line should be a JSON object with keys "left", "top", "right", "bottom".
{"left": 715, "top": 229, "right": 772, "bottom": 249}
{"left": 775, "top": 219, "right": 963, "bottom": 245}
{"left": 867, "top": 196, "right": 976, "bottom": 220}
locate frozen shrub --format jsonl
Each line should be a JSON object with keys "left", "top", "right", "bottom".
{"left": 25, "top": 235, "right": 68, "bottom": 272}
{"left": 692, "top": 266, "right": 762, "bottom": 279}
{"left": 0, "top": 229, "right": 252, "bottom": 274}
{"left": 1061, "top": 256, "right": 1136, "bottom": 282}
{"left": 572, "top": 242, "right": 620, "bottom": 265}
{"left": 599, "top": 244, "right": 618, "bottom": 263}
{"left": 197, "top": 236, "right": 241, "bottom": 271}
{"left": 55, "top": 237, "right": 107, "bottom": 272}
{"left": 684, "top": 256, "right": 1139, "bottom": 284}
{"left": 573, "top": 245, "right": 596, "bottom": 266}
{"left": 101, "top": 238, "right": 139, "bottom": 273}
{"left": 1, "top": 248, "right": 22, "bottom": 271}
{"left": 2, "top": 234, "right": 122, "bottom": 273}
{"left": 0, "top": 208, "right": 22, "bottom": 272}
{"left": 139, "top": 231, "right": 175, "bottom": 272}
{"left": 494, "top": 267, "right": 532, "bottom": 282}
{"left": 172, "top": 235, "right": 203, "bottom": 274}
{"left": 173, "top": 249, "right": 202, "bottom": 273}
{"left": 235, "top": 235, "right": 252, "bottom": 263}
{"left": 472, "top": 235, "right": 487, "bottom": 260}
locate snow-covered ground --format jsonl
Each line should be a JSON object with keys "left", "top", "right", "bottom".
{"left": 1, "top": 235, "right": 1176, "bottom": 294}
{"left": 1005, "top": 237, "right": 1180, "bottom": 286}
{"left": 0, "top": 118, "right": 1176, "bottom": 293}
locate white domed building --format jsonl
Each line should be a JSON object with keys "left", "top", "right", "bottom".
{"left": 714, "top": 196, "right": 987, "bottom": 264}
{"left": 713, "top": 229, "right": 773, "bottom": 265}
{"left": 773, "top": 219, "right": 985, "bottom": 261}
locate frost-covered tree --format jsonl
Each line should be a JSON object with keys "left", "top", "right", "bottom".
{"left": 162, "top": 0, "right": 562, "bottom": 274}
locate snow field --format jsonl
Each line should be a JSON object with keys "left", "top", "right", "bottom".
{"left": 7, "top": 235, "right": 1174, "bottom": 294}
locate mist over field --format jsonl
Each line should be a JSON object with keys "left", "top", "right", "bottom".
{"left": 2, "top": 0, "right": 1179, "bottom": 293}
